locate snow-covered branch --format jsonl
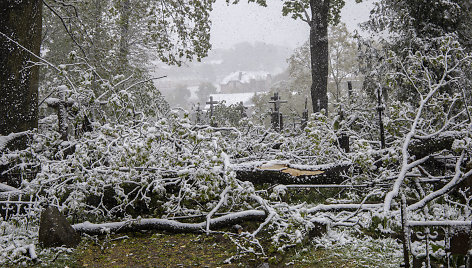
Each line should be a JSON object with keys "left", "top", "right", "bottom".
{"left": 73, "top": 210, "right": 266, "bottom": 235}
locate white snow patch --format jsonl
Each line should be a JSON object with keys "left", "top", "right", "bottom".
{"left": 221, "top": 71, "right": 270, "bottom": 84}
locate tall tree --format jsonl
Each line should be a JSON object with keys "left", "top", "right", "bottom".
{"left": 361, "top": 0, "right": 472, "bottom": 103}
{"left": 39, "top": 0, "right": 216, "bottom": 123}
{"left": 236, "top": 0, "right": 361, "bottom": 114}
{"left": 308, "top": 0, "right": 330, "bottom": 114}
{"left": 0, "top": 0, "right": 42, "bottom": 149}
{"left": 366, "top": 0, "right": 472, "bottom": 49}
{"left": 328, "top": 23, "right": 357, "bottom": 102}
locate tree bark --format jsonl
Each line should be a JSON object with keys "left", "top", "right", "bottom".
{"left": 233, "top": 161, "right": 350, "bottom": 185}
{"left": 309, "top": 0, "right": 330, "bottom": 115}
{"left": 119, "top": 0, "right": 131, "bottom": 68}
{"left": 0, "top": 0, "right": 42, "bottom": 149}
{"left": 408, "top": 131, "right": 465, "bottom": 159}
{"left": 89, "top": 0, "right": 103, "bottom": 100}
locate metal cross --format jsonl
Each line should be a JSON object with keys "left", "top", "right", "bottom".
{"left": 195, "top": 103, "right": 202, "bottom": 124}
{"left": 269, "top": 92, "right": 287, "bottom": 132}
{"left": 268, "top": 92, "right": 287, "bottom": 113}
{"left": 206, "top": 96, "right": 218, "bottom": 118}
{"left": 301, "top": 97, "right": 308, "bottom": 129}
{"left": 45, "top": 88, "right": 74, "bottom": 141}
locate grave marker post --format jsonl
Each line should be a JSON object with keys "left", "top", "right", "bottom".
{"left": 206, "top": 96, "right": 218, "bottom": 127}
{"left": 377, "top": 87, "right": 386, "bottom": 149}
{"left": 268, "top": 92, "right": 287, "bottom": 132}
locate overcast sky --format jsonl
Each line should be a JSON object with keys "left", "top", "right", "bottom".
{"left": 210, "top": 0, "right": 375, "bottom": 49}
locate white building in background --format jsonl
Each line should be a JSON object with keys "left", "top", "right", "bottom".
{"left": 220, "top": 71, "right": 272, "bottom": 93}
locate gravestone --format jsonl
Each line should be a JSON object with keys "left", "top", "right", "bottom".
{"left": 450, "top": 226, "right": 471, "bottom": 255}
{"left": 39, "top": 206, "right": 81, "bottom": 248}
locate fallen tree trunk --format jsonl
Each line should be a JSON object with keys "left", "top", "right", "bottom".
{"left": 307, "top": 203, "right": 383, "bottom": 213}
{"left": 0, "top": 182, "right": 18, "bottom": 192}
{"left": 72, "top": 210, "right": 267, "bottom": 235}
{"left": 0, "top": 182, "right": 23, "bottom": 200}
{"left": 408, "top": 131, "right": 466, "bottom": 159}
{"left": 72, "top": 203, "right": 385, "bottom": 236}
{"left": 233, "top": 161, "right": 351, "bottom": 185}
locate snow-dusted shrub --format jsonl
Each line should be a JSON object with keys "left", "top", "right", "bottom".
{"left": 22, "top": 113, "right": 254, "bottom": 221}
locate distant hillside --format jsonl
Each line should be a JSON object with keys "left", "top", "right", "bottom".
{"left": 153, "top": 41, "right": 292, "bottom": 84}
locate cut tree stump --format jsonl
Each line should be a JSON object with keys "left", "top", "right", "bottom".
{"left": 232, "top": 161, "right": 351, "bottom": 185}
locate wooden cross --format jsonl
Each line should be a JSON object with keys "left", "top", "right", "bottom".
{"left": 301, "top": 98, "right": 308, "bottom": 130}
{"left": 195, "top": 103, "right": 202, "bottom": 124}
{"left": 269, "top": 92, "right": 287, "bottom": 132}
{"left": 45, "top": 87, "right": 75, "bottom": 141}
{"left": 268, "top": 92, "right": 287, "bottom": 113}
{"left": 347, "top": 81, "right": 353, "bottom": 102}
{"left": 206, "top": 96, "right": 218, "bottom": 118}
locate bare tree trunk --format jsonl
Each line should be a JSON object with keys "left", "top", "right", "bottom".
{"left": 0, "top": 0, "right": 42, "bottom": 149}
{"left": 119, "top": 0, "right": 130, "bottom": 68}
{"left": 90, "top": 0, "right": 102, "bottom": 97}
{"left": 309, "top": 0, "right": 330, "bottom": 115}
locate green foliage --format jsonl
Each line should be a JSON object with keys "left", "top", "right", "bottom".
{"left": 361, "top": 0, "right": 472, "bottom": 104}
{"left": 39, "top": 0, "right": 218, "bottom": 127}
{"left": 213, "top": 102, "right": 248, "bottom": 127}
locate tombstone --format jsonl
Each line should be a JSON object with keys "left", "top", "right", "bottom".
{"left": 269, "top": 92, "right": 287, "bottom": 132}
{"left": 39, "top": 206, "right": 81, "bottom": 248}
{"left": 206, "top": 96, "right": 218, "bottom": 127}
{"left": 450, "top": 226, "right": 471, "bottom": 256}
{"left": 301, "top": 98, "right": 309, "bottom": 130}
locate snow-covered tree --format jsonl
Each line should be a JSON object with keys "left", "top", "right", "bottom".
{"left": 0, "top": 1, "right": 42, "bottom": 149}
{"left": 232, "top": 0, "right": 362, "bottom": 115}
